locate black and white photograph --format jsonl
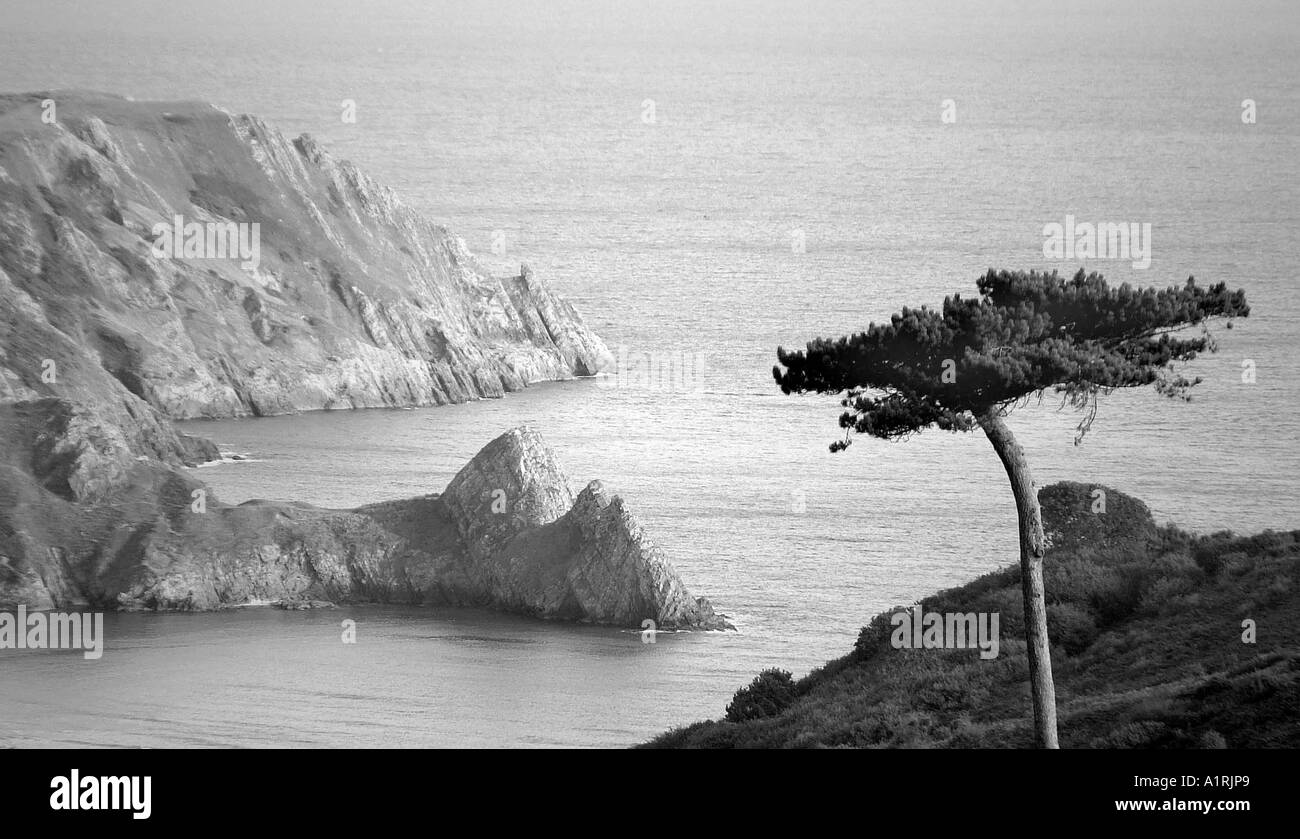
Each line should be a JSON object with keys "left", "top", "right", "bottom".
{"left": 0, "top": 0, "right": 1295, "bottom": 802}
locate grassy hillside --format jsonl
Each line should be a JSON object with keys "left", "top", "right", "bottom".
{"left": 646, "top": 481, "right": 1300, "bottom": 748}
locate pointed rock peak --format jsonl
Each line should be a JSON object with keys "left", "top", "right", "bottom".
{"left": 442, "top": 426, "right": 575, "bottom": 555}
{"left": 574, "top": 479, "right": 611, "bottom": 509}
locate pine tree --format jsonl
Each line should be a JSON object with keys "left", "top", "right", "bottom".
{"left": 774, "top": 268, "right": 1249, "bottom": 748}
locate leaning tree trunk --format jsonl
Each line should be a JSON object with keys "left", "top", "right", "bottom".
{"left": 978, "top": 409, "right": 1060, "bottom": 749}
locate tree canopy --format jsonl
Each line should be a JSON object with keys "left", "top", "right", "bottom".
{"left": 774, "top": 269, "right": 1250, "bottom": 450}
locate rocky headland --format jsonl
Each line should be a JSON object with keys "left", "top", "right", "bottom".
{"left": 0, "top": 91, "right": 611, "bottom": 426}
{"left": 1, "top": 420, "right": 729, "bottom": 628}
{"left": 0, "top": 91, "right": 726, "bottom": 629}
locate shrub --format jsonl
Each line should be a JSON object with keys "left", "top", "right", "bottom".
{"left": 1138, "top": 575, "right": 1198, "bottom": 615}
{"left": 854, "top": 610, "right": 903, "bottom": 661}
{"left": 912, "top": 670, "right": 990, "bottom": 714}
{"left": 1153, "top": 523, "right": 1194, "bottom": 555}
{"left": 1193, "top": 530, "right": 1299, "bottom": 574}
{"left": 978, "top": 587, "right": 1026, "bottom": 637}
{"left": 1145, "top": 551, "right": 1201, "bottom": 578}
{"left": 1236, "top": 530, "right": 1297, "bottom": 558}
{"left": 1221, "top": 551, "right": 1255, "bottom": 577}
{"left": 725, "top": 669, "right": 798, "bottom": 722}
{"left": 1195, "top": 545, "right": 1245, "bottom": 576}
{"left": 1045, "top": 557, "right": 1132, "bottom": 623}
{"left": 848, "top": 711, "right": 906, "bottom": 746}
{"left": 1265, "top": 575, "right": 1293, "bottom": 606}
{"left": 1047, "top": 602, "right": 1100, "bottom": 654}
{"left": 1038, "top": 481, "right": 1157, "bottom": 556}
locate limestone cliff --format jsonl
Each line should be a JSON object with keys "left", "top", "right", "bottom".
{"left": 0, "top": 91, "right": 610, "bottom": 426}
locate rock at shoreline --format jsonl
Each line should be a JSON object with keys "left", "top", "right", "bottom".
{"left": 422, "top": 428, "right": 729, "bottom": 627}
{"left": 0, "top": 421, "right": 730, "bottom": 630}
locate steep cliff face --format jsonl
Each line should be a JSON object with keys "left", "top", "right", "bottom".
{"left": 0, "top": 91, "right": 610, "bottom": 423}
{"left": 0, "top": 419, "right": 729, "bottom": 629}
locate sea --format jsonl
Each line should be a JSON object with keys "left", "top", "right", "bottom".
{"left": 1, "top": 0, "right": 1297, "bottom": 747}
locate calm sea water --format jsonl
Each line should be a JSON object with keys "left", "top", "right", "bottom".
{"left": 2, "top": 0, "right": 1298, "bottom": 747}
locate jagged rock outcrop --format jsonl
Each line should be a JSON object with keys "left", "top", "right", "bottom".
{"left": 562, "top": 481, "right": 726, "bottom": 627}
{"left": 425, "top": 428, "right": 727, "bottom": 626}
{"left": 0, "top": 419, "right": 729, "bottom": 629}
{"left": 0, "top": 90, "right": 610, "bottom": 428}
